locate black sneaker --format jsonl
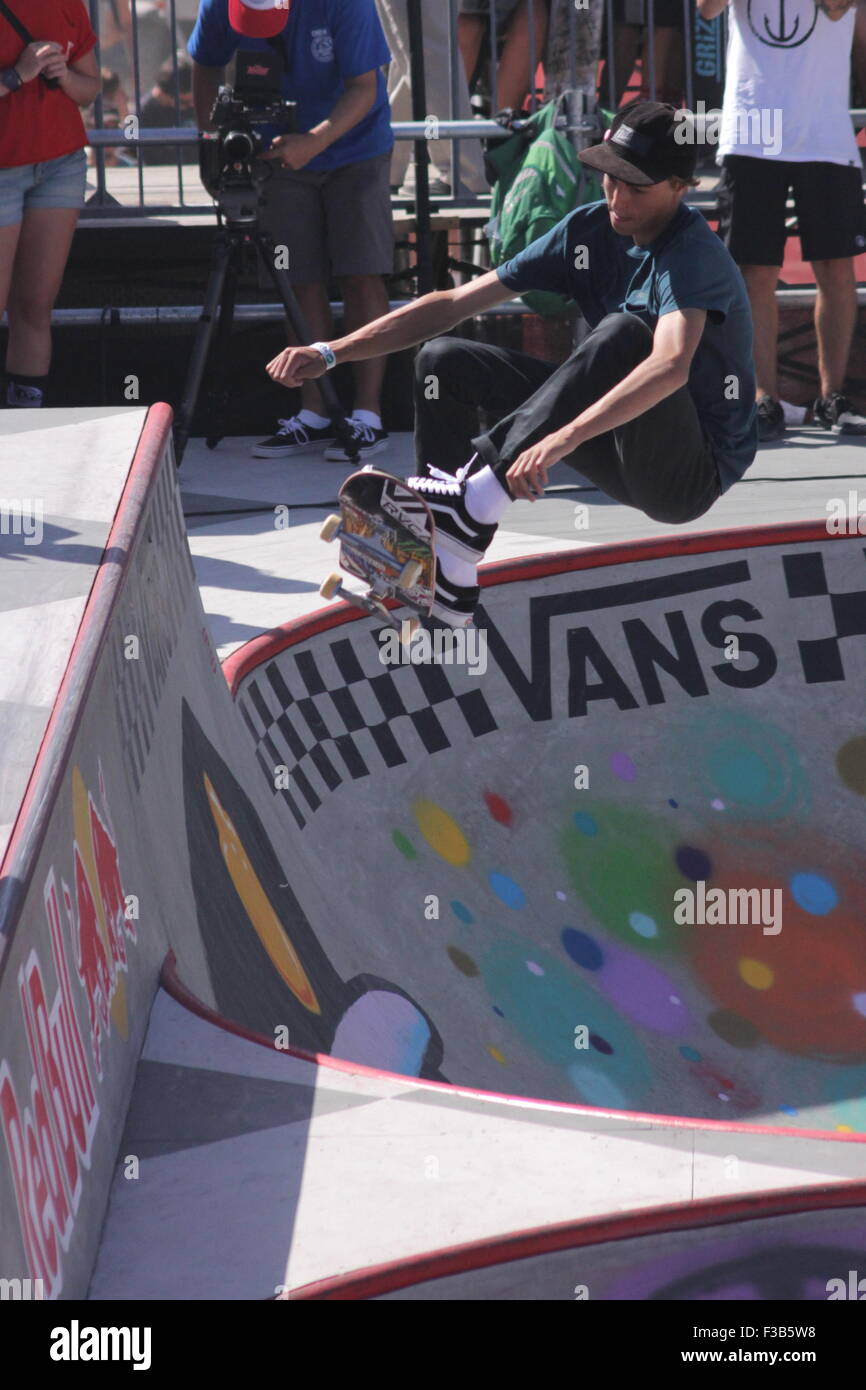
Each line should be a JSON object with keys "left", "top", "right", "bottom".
{"left": 431, "top": 561, "right": 479, "bottom": 628}
{"left": 6, "top": 380, "right": 44, "bottom": 407}
{"left": 252, "top": 414, "right": 338, "bottom": 458}
{"left": 406, "top": 465, "right": 498, "bottom": 564}
{"left": 756, "top": 395, "right": 785, "bottom": 442}
{"left": 813, "top": 392, "right": 866, "bottom": 435}
{"left": 324, "top": 419, "right": 389, "bottom": 462}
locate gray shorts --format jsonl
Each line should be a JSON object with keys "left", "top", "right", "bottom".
{"left": 257, "top": 150, "right": 394, "bottom": 283}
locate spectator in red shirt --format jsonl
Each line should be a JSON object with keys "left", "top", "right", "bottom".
{"left": 0, "top": 1, "right": 100, "bottom": 407}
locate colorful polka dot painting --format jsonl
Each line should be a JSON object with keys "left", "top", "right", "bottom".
{"left": 386, "top": 707, "right": 866, "bottom": 1135}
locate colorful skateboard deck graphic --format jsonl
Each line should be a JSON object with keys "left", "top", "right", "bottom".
{"left": 319, "top": 468, "right": 435, "bottom": 633}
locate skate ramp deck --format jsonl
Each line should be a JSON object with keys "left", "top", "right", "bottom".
{"left": 0, "top": 408, "right": 147, "bottom": 857}
{"left": 2, "top": 405, "right": 866, "bottom": 1299}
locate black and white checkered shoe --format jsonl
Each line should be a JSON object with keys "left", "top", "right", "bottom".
{"left": 251, "top": 415, "right": 338, "bottom": 457}
{"left": 406, "top": 465, "right": 497, "bottom": 564}
{"left": 431, "top": 562, "right": 479, "bottom": 628}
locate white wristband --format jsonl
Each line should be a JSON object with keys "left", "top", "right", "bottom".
{"left": 311, "top": 341, "right": 336, "bottom": 370}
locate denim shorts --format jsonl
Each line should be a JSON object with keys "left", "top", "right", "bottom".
{"left": 0, "top": 148, "right": 87, "bottom": 227}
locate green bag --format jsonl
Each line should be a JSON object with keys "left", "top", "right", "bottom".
{"left": 485, "top": 100, "right": 612, "bottom": 318}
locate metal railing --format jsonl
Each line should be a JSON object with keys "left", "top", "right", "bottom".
{"left": 79, "top": 0, "right": 866, "bottom": 217}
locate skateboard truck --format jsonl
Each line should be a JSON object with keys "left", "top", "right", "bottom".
{"left": 319, "top": 553, "right": 423, "bottom": 641}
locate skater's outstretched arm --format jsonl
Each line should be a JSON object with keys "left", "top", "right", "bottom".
{"left": 266, "top": 270, "right": 515, "bottom": 387}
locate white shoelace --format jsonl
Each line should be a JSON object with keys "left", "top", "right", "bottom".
{"left": 407, "top": 463, "right": 471, "bottom": 495}
{"left": 345, "top": 419, "right": 377, "bottom": 444}
{"left": 277, "top": 415, "right": 311, "bottom": 442}
{"left": 278, "top": 416, "right": 379, "bottom": 447}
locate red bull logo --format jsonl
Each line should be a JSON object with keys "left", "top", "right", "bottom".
{"left": 0, "top": 766, "right": 137, "bottom": 1297}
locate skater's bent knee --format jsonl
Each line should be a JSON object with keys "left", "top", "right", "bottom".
{"left": 645, "top": 494, "right": 717, "bottom": 526}
{"left": 566, "top": 312, "right": 653, "bottom": 369}
{"left": 414, "top": 336, "right": 473, "bottom": 379}
{"left": 599, "top": 311, "right": 653, "bottom": 345}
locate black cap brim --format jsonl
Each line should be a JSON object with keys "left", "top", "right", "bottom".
{"left": 578, "top": 141, "right": 660, "bottom": 187}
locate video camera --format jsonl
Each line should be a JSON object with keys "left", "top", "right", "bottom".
{"left": 199, "top": 48, "right": 295, "bottom": 215}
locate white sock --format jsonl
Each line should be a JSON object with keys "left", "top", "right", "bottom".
{"left": 298, "top": 409, "right": 329, "bottom": 428}
{"left": 438, "top": 548, "right": 477, "bottom": 587}
{"left": 465, "top": 464, "right": 511, "bottom": 524}
{"left": 351, "top": 408, "right": 382, "bottom": 431}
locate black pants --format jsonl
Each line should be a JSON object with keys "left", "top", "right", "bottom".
{"left": 414, "top": 312, "right": 722, "bottom": 525}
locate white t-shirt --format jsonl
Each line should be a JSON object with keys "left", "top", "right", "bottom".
{"left": 717, "top": 0, "right": 860, "bottom": 166}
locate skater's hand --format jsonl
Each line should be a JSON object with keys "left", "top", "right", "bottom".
{"left": 261, "top": 132, "right": 323, "bottom": 170}
{"left": 267, "top": 345, "right": 328, "bottom": 387}
{"left": 506, "top": 428, "right": 575, "bottom": 501}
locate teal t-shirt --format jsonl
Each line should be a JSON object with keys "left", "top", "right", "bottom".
{"left": 498, "top": 201, "right": 757, "bottom": 492}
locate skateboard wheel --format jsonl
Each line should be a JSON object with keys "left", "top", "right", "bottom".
{"left": 320, "top": 514, "right": 341, "bottom": 542}
{"left": 320, "top": 572, "right": 343, "bottom": 600}
{"left": 399, "top": 560, "right": 422, "bottom": 589}
{"left": 401, "top": 618, "right": 420, "bottom": 644}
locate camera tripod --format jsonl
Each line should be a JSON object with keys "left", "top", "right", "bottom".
{"left": 172, "top": 176, "right": 360, "bottom": 467}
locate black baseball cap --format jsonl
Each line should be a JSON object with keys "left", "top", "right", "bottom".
{"left": 578, "top": 100, "right": 697, "bottom": 187}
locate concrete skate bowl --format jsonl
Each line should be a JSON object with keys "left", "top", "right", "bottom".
{"left": 290, "top": 1186, "right": 866, "bottom": 1300}
{"left": 2, "top": 403, "right": 866, "bottom": 1299}
{"left": 221, "top": 522, "right": 866, "bottom": 1134}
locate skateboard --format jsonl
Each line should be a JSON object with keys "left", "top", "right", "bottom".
{"left": 319, "top": 468, "right": 436, "bottom": 639}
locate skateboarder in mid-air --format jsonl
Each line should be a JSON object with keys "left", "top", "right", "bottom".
{"left": 267, "top": 101, "right": 758, "bottom": 625}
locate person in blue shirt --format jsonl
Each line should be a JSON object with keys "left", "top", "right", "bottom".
{"left": 189, "top": 0, "right": 394, "bottom": 461}
{"left": 266, "top": 101, "right": 759, "bottom": 625}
